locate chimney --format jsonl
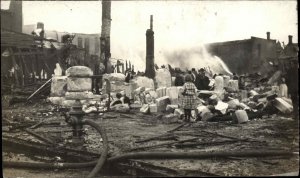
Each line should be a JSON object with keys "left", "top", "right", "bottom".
{"left": 145, "top": 15, "right": 155, "bottom": 79}
{"left": 266, "top": 32, "right": 270, "bottom": 40}
{"left": 288, "top": 35, "right": 293, "bottom": 44}
{"left": 150, "top": 15, "right": 153, "bottom": 30}
{"left": 9, "top": 0, "right": 23, "bottom": 33}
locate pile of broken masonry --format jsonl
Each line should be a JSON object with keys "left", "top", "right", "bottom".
{"left": 47, "top": 66, "right": 294, "bottom": 124}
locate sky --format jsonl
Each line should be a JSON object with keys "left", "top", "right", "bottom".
{"left": 1, "top": 0, "right": 298, "bottom": 71}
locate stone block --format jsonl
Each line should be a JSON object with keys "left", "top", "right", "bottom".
{"left": 140, "top": 104, "right": 150, "bottom": 113}
{"left": 215, "top": 101, "right": 228, "bottom": 114}
{"left": 133, "top": 76, "right": 155, "bottom": 89}
{"left": 155, "top": 96, "right": 171, "bottom": 112}
{"left": 48, "top": 97, "right": 65, "bottom": 105}
{"left": 50, "top": 76, "right": 67, "bottom": 97}
{"left": 62, "top": 99, "right": 89, "bottom": 107}
{"left": 149, "top": 103, "right": 158, "bottom": 113}
{"left": 223, "top": 75, "right": 230, "bottom": 88}
{"left": 65, "top": 91, "right": 94, "bottom": 100}
{"left": 274, "top": 98, "right": 293, "bottom": 114}
{"left": 102, "top": 73, "right": 125, "bottom": 82}
{"left": 66, "top": 66, "right": 93, "bottom": 77}
{"left": 67, "top": 77, "right": 92, "bottom": 92}
{"left": 166, "top": 87, "right": 179, "bottom": 104}
{"left": 166, "top": 104, "right": 179, "bottom": 113}
{"left": 235, "top": 110, "right": 249, "bottom": 124}
{"left": 227, "top": 99, "right": 240, "bottom": 110}
{"left": 156, "top": 87, "right": 166, "bottom": 98}
{"left": 196, "top": 105, "right": 213, "bottom": 121}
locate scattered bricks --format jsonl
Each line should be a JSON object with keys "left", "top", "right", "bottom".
{"left": 238, "top": 103, "right": 251, "bottom": 110}
{"left": 215, "top": 101, "right": 229, "bottom": 115}
{"left": 227, "top": 99, "right": 240, "bottom": 110}
{"left": 266, "top": 94, "right": 278, "bottom": 101}
{"left": 133, "top": 76, "right": 155, "bottom": 89}
{"left": 149, "top": 90, "right": 157, "bottom": 99}
{"left": 214, "top": 76, "right": 224, "bottom": 99}
{"left": 197, "top": 105, "right": 213, "bottom": 121}
{"left": 149, "top": 104, "right": 158, "bottom": 113}
{"left": 281, "top": 97, "right": 292, "bottom": 105}
{"left": 278, "top": 84, "right": 288, "bottom": 98}
{"left": 223, "top": 75, "right": 230, "bottom": 88}
{"left": 227, "top": 80, "right": 239, "bottom": 92}
{"left": 249, "top": 90, "right": 259, "bottom": 96}
{"left": 62, "top": 99, "right": 89, "bottom": 107}
{"left": 166, "top": 105, "right": 179, "bottom": 113}
{"left": 67, "top": 77, "right": 92, "bottom": 92}
{"left": 47, "top": 97, "right": 65, "bottom": 105}
{"left": 174, "top": 108, "right": 184, "bottom": 118}
{"left": 258, "top": 97, "right": 267, "bottom": 103}
{"left": 208, "top": 94, "right": 218, "bottom": 105}
{"left": 140, "top": 104, "right": 150, "bottom": 113}
{"left": 240, "top": 90, "right": 248, "bottom": 101}
{"left": 156, "top": 96, "right": 171, "bottom": 112}
{"left": 65, "top": 66, "right": 93, "bottom": 77}
{"left": 273, "top": 98, "right": 293, "bottom": 114}
{"left": 166, "top": 87, "right": 179, "bottom": 104}
{"left": 50, "top": 76, "right": 67, "bottom": 97}
{"left": 65, "top": 91, "right": 94, "bottom": 100}
{"left": 102, "top": 73, "right": 125, "bottom": 81}
{"left": 235, "top": 110, "right": 249, "bottom": 123}
{"left": 162, "top": 87, "right": 167, "bottom": 96}
{"left": 156, "top": 87, "right": 166, "bottom": 98}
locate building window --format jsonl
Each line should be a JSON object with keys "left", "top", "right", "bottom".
{"left": 85, "top": 38, "right": 90, "bottom": 54}
{"left": 78, "top": 37, "right": 83, "bottom": 48}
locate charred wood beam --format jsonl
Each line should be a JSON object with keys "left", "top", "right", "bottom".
{"left": 23, "top": 128, "right": 55, "bottom": 145}
{"left": 127, "top": 137, "right": 199, "bottom": 152}
{"left": 3, "top": 150, "right": 297, "bottom": 170}
{"left": 167, "top": 122, "right": 190, "bottom": 133}
{"left": 2, "top": 136, "right": 99, "bottom": 162}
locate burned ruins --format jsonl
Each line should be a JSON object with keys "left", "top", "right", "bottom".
{"left": 1, "top": 0, "right": 299, "bottom": 177}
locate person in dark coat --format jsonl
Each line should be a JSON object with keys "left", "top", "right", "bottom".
{"left": 174, "top": 72, "right": 184, "bottom": 86}
{"left": 285, "top": 59, "right": 298, "bottom": 119}
{"left": 195, "top": 68, "right": 210, "bottom": 90}
{"left": 125, "top": 70, "right": 132, "bottom": 83}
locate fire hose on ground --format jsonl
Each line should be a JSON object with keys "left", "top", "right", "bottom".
{"left": 3, "top": 150, "right": 298, "bottom": 177}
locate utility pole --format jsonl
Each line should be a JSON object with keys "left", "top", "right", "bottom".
{"left": 145, "top": 15, "right": 155, "bottom": 79}
{"left": 100, "top": 0, "right": 111, "bottom": 74}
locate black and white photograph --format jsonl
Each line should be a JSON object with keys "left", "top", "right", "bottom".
{"left": 1, "top": 0, "right": 299, "bottom": 177}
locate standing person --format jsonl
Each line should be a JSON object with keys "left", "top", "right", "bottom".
{"left": 182, "top": 74, "right": 198, "bottom": 122}
{"left": 195, "top": 68, "right": 210, "bottom": 90}
{"left": 285, "top": 59, "right": 298, "bottom": 119}
{"left": 174, "top": 72, "right": 184, "bottom": 86}
{"left": 191, "top": 68, "right": 197, "bottom": 83}
{"left": 125, "top": 69, "right": 131, "bottom": 83}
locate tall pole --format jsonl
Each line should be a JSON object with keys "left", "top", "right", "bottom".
{"left": 145, "top": 15, "right": 155, "bottom": 79}
{"left": 100, "top": 0, "right": 111, "bottom": 74}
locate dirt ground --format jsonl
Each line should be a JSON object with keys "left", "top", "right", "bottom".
{"left": 2, "top": 98, "right": 299, "bottom": 177}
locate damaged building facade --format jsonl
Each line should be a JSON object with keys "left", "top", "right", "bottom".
{"left": 206, "top": 32, "right": 283, "bottom": 75}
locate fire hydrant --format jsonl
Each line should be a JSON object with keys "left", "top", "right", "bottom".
{"left": 65, "top": 99, "right": 86, "bottom": 146}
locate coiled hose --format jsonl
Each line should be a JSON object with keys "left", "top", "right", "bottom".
{"left": 82, "top": 119, "right": 108, "bottom": 178}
